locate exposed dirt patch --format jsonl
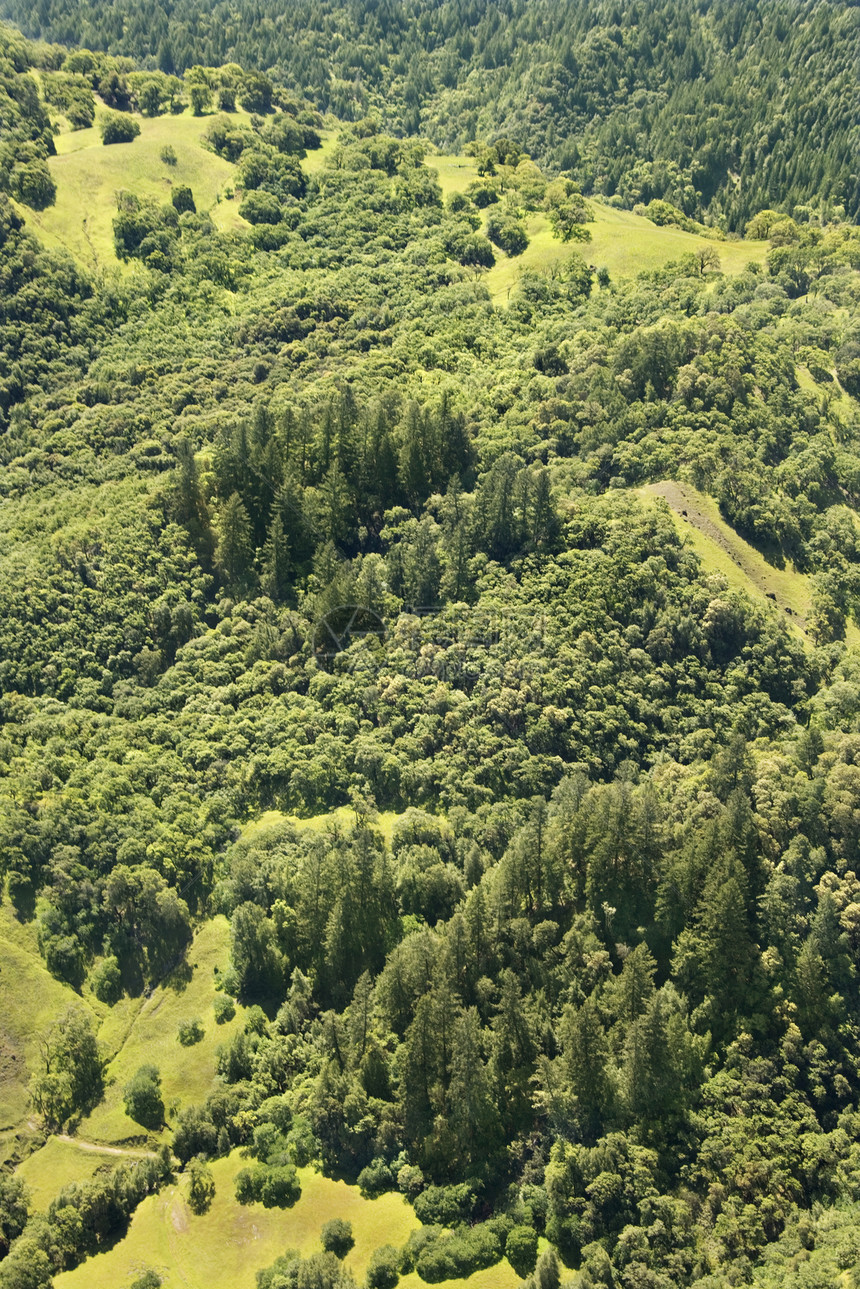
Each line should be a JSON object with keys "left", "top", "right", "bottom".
{"left": 171, "top": 1193, "right": 190, "bottom": 1232}
{"left": 57, "top": 1133, "right": 157, "bottom": 1159}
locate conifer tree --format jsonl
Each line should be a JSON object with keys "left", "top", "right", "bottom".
{"left": 262, "top": 510, "right": 291, "bottom": 600}
{"left": 216, "top": 492, "right": 254, "bottom": 587}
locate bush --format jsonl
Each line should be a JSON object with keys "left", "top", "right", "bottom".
{"left": 460, "top": 233, "right": 495, "bottom": 268}
{"left": 213, "top": 992, "right": 236, "bottom": 1024}
{"left": 413, "top": 1182, "right": 478, "bottom": 1226}
{"left": 160, "top": 145, "right": 177, "bottom": 166}
{"left": 12, "top": 160, "right": 56, "bottom": 211}
{"left": 397, "top": 1163, "right": 424, "bottom": 1199}
{"left": 123, "top": 1064, "right": 164, "bottom": 1130}
{"left": 486, "top": 212, "right": 528, "bottom": 256}
{"left": 321, "top": 1217, "right": 354, "bottom": 1258}
{"left": 91, "top": 955, "right": 122, "bottom": 1003}
{"left": 188, "top": 1157, "right": 215, "bottom": 1214}
{"left": 178, "top": 1017, "right": 204, "bottom": 1046}
{"left": 357, "top": 1157, "right": 394, "bottom": 1198}
{"left": 505, "top": 1225, "right": 539, "bottom": 1278}
{"left": 235, "top": 1162, "right": 301, "bottom": 1208}
{"left": 171, "top": 185, "right": 196, "bottom": 214}
{"left": 172, "top": 1106, "right": 218, "bottom": 1163}
{"left": 366, "top": 1245, "right": 400, "bottom": 1289}
{"left": 239, "top": 190, "right": 282, "bottom": 225}
{"left": 131, "top": 1272, "right": 162, "bottom": 1289}
{"left": 413, "top": 1225, "right": 504, "bottom": 1283}
{"left": 101, "top": 112, "right": 141, "bottom": 145}
{"left": 258, "top": 1251, "right": 353, "bottom": 1289}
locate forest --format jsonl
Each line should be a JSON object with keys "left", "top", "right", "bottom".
{"left": 0, "top": 0, "right": 858, "bottom": 229}
{"left": 1, "top": 3, "right": 860, "bottom": 1288}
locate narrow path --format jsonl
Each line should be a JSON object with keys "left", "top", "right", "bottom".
{"left": 57, "top": 1132, "right": 157, "bottom": 1159}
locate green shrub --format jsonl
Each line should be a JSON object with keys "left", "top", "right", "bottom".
{"left": 101, "top": 112, "right": 141, "bottom": 144}
{"left": 131, "top": 1271, "right": 162, "bottom": 1289}
{"left": 413, "top": 1182, "right": 478, "bottom": 1226}
{"left": 91, "top": 955, "right": 122, "bottom": 1003}
{"left": 213, "top": 991, "right": 236, "bottom": 1024}
{"left": 123, "top": 1063, "right": 164, "bottom": 1130}
{"left": 366, "top": 1245, "right": 400, "bottom": 1289}
{"left": 357, "top": 1157, "right": 394, "bottom": 1198}
{"left": 321, "top": 1217, "right": 354, "bottom": 1258}
{"left": 188, "top": 1157, "right": 216, "bottom": 1214}
{"left": 178, "top": 1017, "right": 204, "bottom": 1046}
{"left": 505, "top": 1225, "right": 539, "bottom": 1278}
{"left": 235, "top": 1162, "right": 301, "bottom": 1208}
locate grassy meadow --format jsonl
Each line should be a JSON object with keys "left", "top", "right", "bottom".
{"left": 22, "top": 106, "right": 251, "bottom": 269}
{"left": 80, "top": 916, "right": 248, "bottom": 1146}
{"left": 17, "top": 118, "right": 771, "bottom": 288}
{"left": 53, "top": 1155, "right": 417, "bottom": 1289}
{"left": 241, "top": 806, "right": 401, "bottom": 845}
{"left": 16, "top": 1135, "right": 123, "bottom": 1212}
{"left": 427, "top": 150, "right": 769, "bottom": 303}
{"left": 52, "top": 1148, "right": 522, "bottom": 1289}
{"left": 635, "top": 481, "right": 852, "bottom": 643}
{"left": 0, "top": 903, "right": 98, "bottom": 1136}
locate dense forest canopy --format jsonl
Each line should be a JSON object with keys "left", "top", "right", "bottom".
{"left": 1, "top": 6, "right": 860, "bottom": 1289}
{"left": 0, "top": 0, "right": 858, "bottom": 228}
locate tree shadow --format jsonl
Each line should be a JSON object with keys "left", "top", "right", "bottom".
{"left": 164, "top": 959, "right": 193, "bottom": 993}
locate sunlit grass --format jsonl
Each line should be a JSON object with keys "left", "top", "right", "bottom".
{"left": 21, "top": 106, "right": 247, "bottom": 269}
{"left": 80, "top": 917, "right": 247, "bottom": 1146}
{"left": 241, "top": 807, "right": 401, "bottom": 845}
{"left": 0, "top": 902, "right": 99, "bottom": 1131}
{"left": 638, "top": 481, "right": 826, "bottom": 640}
{"left": 483, "top": 204, "right": 768, "bottom": 303}
{"left": 16, "top": 1136, "right": 118, "bottom": 1212}
{"left": 54, "top": 1155, "right": 420, "bottom": 1289}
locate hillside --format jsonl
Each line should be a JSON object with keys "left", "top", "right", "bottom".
{"left": 2, "top": 11, "right": 860, "bottom": 1289}
{"left": 2, "top": 0, "right": 858, "bottom": 228}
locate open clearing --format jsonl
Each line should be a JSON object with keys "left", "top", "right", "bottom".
{"left": 640, "top": 481, "right": 820, "bottom": 636}
{"left": 0, "top": 903, "right": 98, "bottom": 1135}
{"left": 16, "top": 1135, "right": 125, "bottom": 1212}
{"left": 54, "top": 1155, "right": 415, "bottom": 1289}
{"left": 241, "top": 805, "right": 401, "bottom": 845}
{"left": 484, "top": 205, "right": 768, "bottom": 302}
{"left": 22, "top": 106, "right": 251, "bottom": 268}
{"left": 53, "top": 1149, "right": 520, "bottom": 1289}
{"left": 23, "top": 128, "right": 769, "bottom": 286}
{"left": 427, "top": 151, "right": 768, "bottom": 301}
{"left": 80, "top": 916, "right": 248, "bottom": 1146}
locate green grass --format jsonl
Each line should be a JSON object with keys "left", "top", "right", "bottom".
{"left": 54, "top": 1155, "right": 420, "bottom": 1289}
{"left": 637, "top": 481, "right": 845, "bottom": 642}
{"left": 427, "top": 151, "right": 768, "bottom": 299}
{"left": 52, "top": 1149, "right": 521, "bottom": 1289}
{"left": 483, "top": 203, "right": 768, "bottom": 303}
{"left": 80, "top": 917, "right": 247, "bottom": 1146}
{"left": 303, "top": 129, "right": 339, "bottom": 176}
{"left": 16, "top": 1136, "right": 118, "bottom": 1212}
{"left": 22, "top": 107, "right": 248, "bottom": 269}
{"left": 0, "top": 903, "right": 99, "bottom": 1132}
{"left": 428, "top": 151, "right": 479, "bottom": 198}
{"left": 241, "top": 807, "right": 401, "bottom": 845}
{"left": 796, "top": 363, "right": 858, "bottom": 419}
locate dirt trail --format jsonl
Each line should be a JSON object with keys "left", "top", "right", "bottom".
{"left": 57, "top": 1133, "right": 157, "bottom": 1159}
{"left": 646, "top": 480, "right": 807, "bottom": 630}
